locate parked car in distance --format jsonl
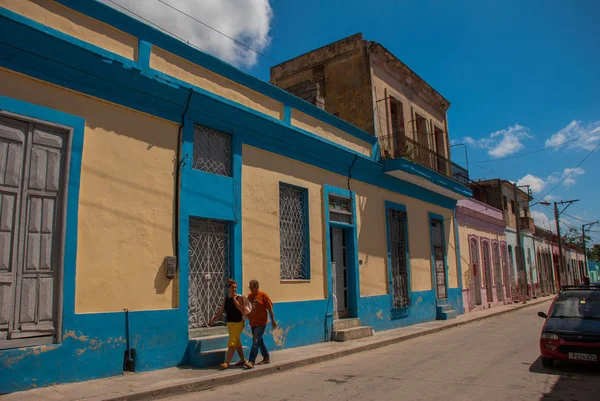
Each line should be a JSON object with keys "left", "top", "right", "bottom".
{"left": 538, "top": 285, "right": 600, "bottom": 368}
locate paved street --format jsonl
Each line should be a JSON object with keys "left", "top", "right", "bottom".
{"left": 165, "top": 301, "right": 599, "bottom": 401}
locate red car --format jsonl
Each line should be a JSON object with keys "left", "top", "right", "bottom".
{"left": 538, "top": 285, "right": 600, "bottom": 368}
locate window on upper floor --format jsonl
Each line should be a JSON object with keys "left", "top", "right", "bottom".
{"left": 193, "top": 124, "right": 232, "bottom": 176}
{"left": 510, "top": 200, "right": 516, "bottom": 214}
{"left": 388, "top": 96, "right": 405, "bottom": 137}
{"left": 503, "top": 196, "right": 508, "bottom": 211}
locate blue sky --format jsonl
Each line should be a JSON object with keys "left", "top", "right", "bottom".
{"left": 263, "top": 0, "right": 600, "bottom": 242}
{"left": 105, "top": 0, "right": 600, "bottom": 243}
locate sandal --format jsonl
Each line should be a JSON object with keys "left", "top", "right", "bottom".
{"left": 234, "top": 360, "right": 246, "bottom": 367}
{"left": 219, "top": 363, "right": 229, "bottom": 370}
{"left": 257, "top": 359, "right": 270, "bottom": 365}
{"left": 244, "top": 361, "right": 255, "bottom": 369}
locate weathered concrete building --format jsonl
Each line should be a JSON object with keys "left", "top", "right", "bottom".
{"left": 270, "top": 33, "right": 467, "bottom": 185}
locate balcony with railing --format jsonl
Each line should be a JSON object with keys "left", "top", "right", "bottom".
{"left": 519, "top": 216, "right": 536, "bottom": 233}
{"left": 378, "top": 133, "right": 469, "bottom": 185}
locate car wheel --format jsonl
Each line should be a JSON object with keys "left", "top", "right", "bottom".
{"left": 541, "top": 357, "right": 554, "bottom": 368}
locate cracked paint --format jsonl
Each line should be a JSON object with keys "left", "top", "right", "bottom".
{"left": 376, "top": 310, "right": 383, "bottom": 320}
{"left": 2, "top": 344, "right": 59, "bottom": 367}
{"left": 272, "top": 323, "right": 293, "bottom": 347}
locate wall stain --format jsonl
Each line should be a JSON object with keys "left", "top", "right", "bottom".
{"left": 1, "top": 344, "right": 59, "bottom": 367}
{"left": 272, "top": 323, "right": 293, "bottom": 347}
{"left": 376, "top": 310, "right": 383, "bottom": 320}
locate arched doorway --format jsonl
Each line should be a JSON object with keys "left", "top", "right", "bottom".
{"left": 481, "top": 239, "right": 494, "bottom": 303}
{"left": 469, "top": 236, "right": 482, "bottom": 308}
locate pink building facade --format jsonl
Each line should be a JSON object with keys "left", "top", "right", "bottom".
{"left": 457, "top": 199, "right": 511, "bottom": 313}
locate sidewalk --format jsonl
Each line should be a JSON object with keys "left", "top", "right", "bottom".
{"left": 2, "top": 296, "right": 553, "bottom": 401}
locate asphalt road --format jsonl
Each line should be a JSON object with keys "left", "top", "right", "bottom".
{"left": 166, "top": 301, "right": 600, "bottom": 401}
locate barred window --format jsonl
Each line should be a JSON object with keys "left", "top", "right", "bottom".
{"left": 328, "top": 195, "right": 353, "bottom": 224}
{"left": 389, "top": 209, "right": 410, "bottom": 308}
{"left": 280, "top": 184, "right": 309, "bottom": 280}
{"left": 193, "top": 124, "right": 231, "bottom": 176}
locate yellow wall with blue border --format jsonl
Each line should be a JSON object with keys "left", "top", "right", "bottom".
{"left": 242, "top": 145, "right": 460, "bottom": 303}
{"left": 0, "top": 67, "right": 178, "bottom": 313}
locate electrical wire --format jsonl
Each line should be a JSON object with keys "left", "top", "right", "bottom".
{"left": 474, "top": 130, "right": 600, "bottom": 164}
{"left": 538, "top": 142, "right": 600, "bottom": 200}
{"left": 156, "top": 0, "right": 277, "bottom": 64}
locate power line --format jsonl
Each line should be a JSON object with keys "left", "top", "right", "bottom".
{"left": 474, "top": 130, "right": 600, "bottom": 164}
{"left": 156, "top": 0, "right": 276, "bottom": 64}
{"left": 105, "top": 0, "right": 211, "bottom": 55}
{"left": 538, "top": 142, "right": 600, "bottom": 201}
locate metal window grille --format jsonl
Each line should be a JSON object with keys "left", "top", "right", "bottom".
{"left": 188, "top": 218, "right": 230, "bottom": 329}
{"left": 328, "top": 195, "right": 353, "bottom": 224}
{"left": 389, "top": 209, "right": 410, "bottom": 308}
{"left": 192, "top": 124, "right": 231, "bottom": 176}
{"left": 279, "top": 185, "right": 308, "bottom": 280}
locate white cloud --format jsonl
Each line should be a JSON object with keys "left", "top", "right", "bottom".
{"left": 517, "top": 174, "right": 546, "bottom": 193}
{"left": 99, "top": 0, "right": 273, "bottom": 68}
{"left": 545, "top": 120, "right": 600, "bottom": 151}
{"left": 461, "top": 124, "right": 532, "bottom": 158}
{"left": 531, "top": 210, "right": 551, "bottom": 230}
{"left": 547, "top": 167, "right": 585, "bottom": 187}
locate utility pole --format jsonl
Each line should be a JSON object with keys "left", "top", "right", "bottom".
{"left": 582, "top": 221, "right": 599, "bottom": 279}
{"left": 514, "top": 184, "right": 528, "bottom": 304}
{"left": 554, "top": 200, "right": 579, "bottom": 289}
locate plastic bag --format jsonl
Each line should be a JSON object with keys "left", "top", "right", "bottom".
{"left": 238, "top": 295, "right": 253, "bottom": 315}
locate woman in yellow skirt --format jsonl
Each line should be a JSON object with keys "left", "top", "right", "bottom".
{"left": 208, "top": 279, "right": 247, "bottom": 369}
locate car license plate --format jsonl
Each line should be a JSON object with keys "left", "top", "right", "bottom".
{"left": 568, "top": 352, "right": 597, "bottom": 362}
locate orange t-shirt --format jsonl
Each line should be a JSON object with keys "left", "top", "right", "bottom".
{"left": 247, "top": 291, "right": 273, "bottom": 327}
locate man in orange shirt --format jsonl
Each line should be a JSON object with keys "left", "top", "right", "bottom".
{"left": 245, "top": 279, "right": 276, "bottom": 369}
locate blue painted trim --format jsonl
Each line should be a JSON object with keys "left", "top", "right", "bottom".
{"left": 453, "top": 210, "right": 463, "bottom": 290}
{"left": 322, "top": 185, "right": 360, "bottom": 317}
{"left": 384, "top": 201, "right": 412, "bottom": 310}
{"left": 0, "top": 10, "right": 465, "bottom": 211}
{"left": 51, "top": 0, "right": 377, "bottom": 147}
{"left": 0, "top": 95, "right": 83, "bottom": 323}
{"left": 428, "top": 212, "right": 450, "bottom": 299}
{"left": 138, "top": 40, "right": 152, "bottom": 70}
{"left": 279, "top": 182, "right": 311, "bottom": 279}
{"left": 283, "top": 106, "right": 292, "bottom": 125}
{"left": 383, "top": 158, "right": 472, "bottom": 199}
{"left": 179, "top": 117, "right": 243, "bottom": 290}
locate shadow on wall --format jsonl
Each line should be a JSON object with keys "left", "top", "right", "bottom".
{"left": 529, "top": 357, "right": 600, "bottom": 400}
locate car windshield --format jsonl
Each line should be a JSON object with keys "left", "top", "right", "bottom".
{"left": 550, "top": 292, "right": 600, "bottom": 319}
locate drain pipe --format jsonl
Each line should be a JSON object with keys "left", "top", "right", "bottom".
{"left": 124, "top": 308, "right": 135, "bottom": 372}
{"left": 173, "top": 89, "right": 194, "bottom": 275}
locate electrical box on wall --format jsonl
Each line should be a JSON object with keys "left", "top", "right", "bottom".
{"left": 165, "top": 256, "right": 177, "bottom": 279}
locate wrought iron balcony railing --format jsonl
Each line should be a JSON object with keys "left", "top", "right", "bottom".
{"left": 378, "top": 133, "right": 468, "bottom": 184}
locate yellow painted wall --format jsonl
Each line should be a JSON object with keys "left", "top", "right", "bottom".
{"left": 291, "top": 110, "right": 372, "bottom": 157}
{"left": 242, "top": 145, "right": 459, "bottom": 303}
{"left": 457, "top": 222, "right": 506, "bottom": 288}
{"left": 0, "top": 67, "right": 178, "bottom": 313}
{"left": 150, "top": 47, "right": 283, "bottom": 120}
{"left": 0, "top": 0, "right": 138, "bottom": 60}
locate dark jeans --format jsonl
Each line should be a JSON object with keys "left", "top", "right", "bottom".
{"left": 249, "top": 325, "right": 269, "bottom": 363}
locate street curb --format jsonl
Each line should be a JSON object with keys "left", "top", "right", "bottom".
{"left": 105, "top": 297, "right": 552, "bottom": 401}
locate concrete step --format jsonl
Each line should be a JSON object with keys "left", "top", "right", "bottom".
{"left": 437, "top": 303, "right": 452, "bottom": 313}
{"left": 436, "top": 298, "right": 449, "bottom": 306}
{"left": 332, "top": 326, "right": 373, "bottom": 342}
{"left": 438, "top": 310, "right": 457, "bottom": 320}
{"left": 333, "top": 318, "right": 361, "bottom": 331}
{"left": 189, "top": 334, "right": 229, "bottom": 353}
{"left": 189, "top": 326, "right": 227, "bottom": 338}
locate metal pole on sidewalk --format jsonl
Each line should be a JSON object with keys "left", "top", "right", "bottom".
{"left": 582, "top": 221, "right": 599, "bottom": 278}
{"left": 514, "top": 184, "right": 526, "bottom": 304}
{"left": 554, "top": 199, "right": 579, "bottom": 289}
